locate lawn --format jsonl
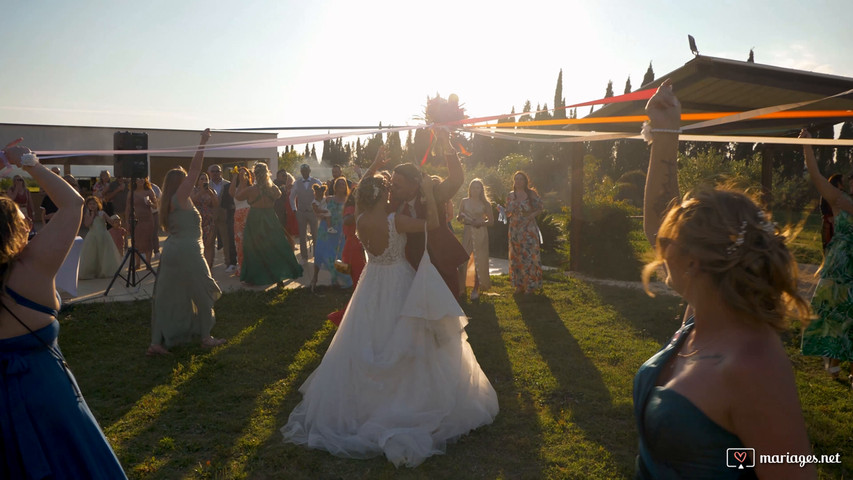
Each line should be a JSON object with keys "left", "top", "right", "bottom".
{"left": 57, "top": 273, "right": 851, "bottom": 479}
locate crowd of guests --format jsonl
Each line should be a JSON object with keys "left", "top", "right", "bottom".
{"left": 7, "top": 81, "right": 852, "bottom": 476}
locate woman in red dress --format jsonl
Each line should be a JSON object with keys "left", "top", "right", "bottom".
{"left": 326, "top": 188, "right": 366, "bottom": 326}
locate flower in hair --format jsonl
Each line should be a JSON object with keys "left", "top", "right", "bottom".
{"left": 756, "top": 210, "right": 777, "bottom": 235}
{"left": 726, "top": 221, "right": 748, "bottom": 256}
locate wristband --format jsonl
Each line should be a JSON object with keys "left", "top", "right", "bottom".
{"left": 21, "top": 153, "right": 39, "bottom": 167}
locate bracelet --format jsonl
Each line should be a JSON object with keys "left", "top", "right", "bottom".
{"left": 21, "top": 153, "right": 39, "bottom": 167}
{"left": 641, "top": 121, "right": 681, "bottom": 144}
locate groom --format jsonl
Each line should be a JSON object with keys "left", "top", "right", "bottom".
{"left": 389, "top": 136, "right": 468, "bottom": 298}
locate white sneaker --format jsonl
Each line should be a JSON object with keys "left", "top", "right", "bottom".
{"left": 225, "top": 265, "right": 236, "bottom": 273}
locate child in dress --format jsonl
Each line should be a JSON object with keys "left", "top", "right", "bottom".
{"left": 108, "top": 214, "right": 127, "bottom": 255}
{"left": 312, "top": 184, "right": 336, "bottom": 234}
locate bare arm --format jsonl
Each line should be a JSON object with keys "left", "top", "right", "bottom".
{"left": 234, "top": 183, "right": 253, "bottom": 202}
{"left": 434, "top": 133, "right": 464, "bottom": 202}
{"left": 642, "top": 79, "right": 681, "bottom": 246}
{"left": 7, "top": 146, "right": 83, "bottom": 281}
{"left": 801, "top": 129, "right": 853, "bottom": 216}
{"left": 361, "top": 145, "right": 389, "bottom": 182}
{"left": 175, "top": 129, "right": 211, "bottom": 209}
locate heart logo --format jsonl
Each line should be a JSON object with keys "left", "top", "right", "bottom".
{"left": 734, "top": 451, "right": 747, "bottom": 464}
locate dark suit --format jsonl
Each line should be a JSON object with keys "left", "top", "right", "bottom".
{"left": 212, "top": 179, "right": 237, "bottom": 266}
{"left": 393, "top": 194, "right": 468, "bottom": 298}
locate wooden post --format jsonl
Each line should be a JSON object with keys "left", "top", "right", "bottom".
{"left": 569, "top": 142, "right": 584, "bottom": 271}
{"left": 760, "top": 145, "right": 774, "bottom": 206}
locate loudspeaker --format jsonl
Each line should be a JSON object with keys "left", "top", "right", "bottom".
{"left": 114, "top": 131, "right": 149, "bottom": 178}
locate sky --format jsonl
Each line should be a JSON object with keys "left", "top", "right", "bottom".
{"left": 1, "top": 0, "right": 852, "bottom": 149}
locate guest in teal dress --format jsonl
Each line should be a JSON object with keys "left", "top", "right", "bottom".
{"left": 234, "top": 162, "right": 303, "bottom": 286}
{"left": 0, "top": 141, "right": 126, "bottom": 478}
{"left": 148, "top": 129, "right": 226, "bottom": 356}
{"left": 636, "top": 80, "right": 814, "bottom": 479}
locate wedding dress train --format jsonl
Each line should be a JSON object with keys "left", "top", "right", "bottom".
{"left": 282, "top": 213, "right": 498, "bottom": 467}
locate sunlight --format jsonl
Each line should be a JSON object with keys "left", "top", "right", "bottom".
{"left": 224, "top": 322, "right": 336, "bottom": 478}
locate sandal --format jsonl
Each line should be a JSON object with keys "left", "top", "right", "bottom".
{"left": 201, "top": 337, "right": 227, "bottom": 348}
{"left": 146, "top": 344, "right": 170, "bottom": 356}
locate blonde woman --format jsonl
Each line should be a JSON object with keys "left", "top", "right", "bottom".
{"left": 635, "top": 80, "right": 814, "bottom": 479}
{"left": 457, "top": 178, "right": 493, "bottom": 301}
{"left": 234, "top": 162, "right": 303, "bottom": 285}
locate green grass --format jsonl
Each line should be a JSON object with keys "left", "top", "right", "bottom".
{"left": 57, "top": 273, "right": 851, "bottom": 479}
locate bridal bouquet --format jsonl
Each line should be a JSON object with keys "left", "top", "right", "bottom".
{"left": 423, "top": 93, "right": 467, "bottom": 158}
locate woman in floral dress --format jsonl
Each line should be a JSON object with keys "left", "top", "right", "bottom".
{"left": 801, "top": 129, "right": 853, "bottom": 388}
{"left": 506, "top": 171, "right": 543, "bottom": 294}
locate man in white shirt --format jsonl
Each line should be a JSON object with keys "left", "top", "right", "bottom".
{"left": 290, "top": 163, "right": 322, "bottom": 262}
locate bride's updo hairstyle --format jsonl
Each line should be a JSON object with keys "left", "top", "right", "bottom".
{"left": 356, "top": 175, "right": 388, "bottom": 211}
{"left": 642, "top": 187, "right": 811, "bottom": 331}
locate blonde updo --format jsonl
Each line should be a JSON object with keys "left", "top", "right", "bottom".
{"left": 642, "top": 187, "right": 811, "bottom": 331}
{"left": 356, "top": 175, "right": 388, "bottom": 211}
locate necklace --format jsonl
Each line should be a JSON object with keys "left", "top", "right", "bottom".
{"left": 675, "top": 329, "right": 725, "bottom": 358}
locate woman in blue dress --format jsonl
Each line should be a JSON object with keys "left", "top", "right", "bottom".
{"left": 635, "top": 80, "right": 814, "bottom": 479}
{"left": 309, "top": 178, "right": 352, "bottom": 291}
{"left": 0, "top": 140, "right": 126, "bottom": 478}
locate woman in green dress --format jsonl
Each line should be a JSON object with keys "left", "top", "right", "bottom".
{"left": 147, "top": 129, "right": 226, "bottom": 356}
{"left": 235, "top": 162, "right": 303, "bottom": 286}
{"left": 801, "top": 129, "right": 853, "bottom": 388}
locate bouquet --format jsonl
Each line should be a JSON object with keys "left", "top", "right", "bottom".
{"left": 423, "top": 93, "right": 467, "bottom": 159}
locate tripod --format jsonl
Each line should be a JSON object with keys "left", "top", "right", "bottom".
{"left": 105, "top": 177, "right": 157, "bottom": 295}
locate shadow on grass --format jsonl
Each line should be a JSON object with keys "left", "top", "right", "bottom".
{"left": 514, "top": 293, "right": 634, "bottom": 451}
{"left": 588, "top": 283, "right": 684, "bottom": 348}
{"left": 239, "top": 298, "right": 547, "bottom": 480}
{"left": 107, "top": 288, "right": 342, "bottom": 478}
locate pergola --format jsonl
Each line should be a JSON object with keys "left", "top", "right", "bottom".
{"left": 565, "top": 55, "right": 853, "bottom": 270}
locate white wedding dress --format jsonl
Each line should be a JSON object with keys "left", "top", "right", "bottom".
{"left": 281, "top": 213, "right": 498, "bottom": 467}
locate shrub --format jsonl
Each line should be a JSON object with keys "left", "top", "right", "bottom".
{"left": 568, "top": 199, "right": 644, "bottom": 281}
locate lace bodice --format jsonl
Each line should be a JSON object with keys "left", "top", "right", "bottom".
{"left": 362, "top": 213, "right": 407, "bottom": 265}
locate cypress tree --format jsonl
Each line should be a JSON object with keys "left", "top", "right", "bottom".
{"left": 554, "top": 69, "right": 567, "bottom": 119}
{"left": 624, "top": 76, "right": 632, "bottom": 94}
{"left": 642, "top": 62, "right": 655, "bottom": 87}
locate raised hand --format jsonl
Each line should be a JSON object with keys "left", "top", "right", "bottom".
{"left": 200, "top": 128, "right": 212, "bottom": 144}
{"left": 645, "top": 78, "right": 681, "bottom": 131}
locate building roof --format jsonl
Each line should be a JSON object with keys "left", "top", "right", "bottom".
{"left": 576, "top": 55, "right": 853, "bottom": 136}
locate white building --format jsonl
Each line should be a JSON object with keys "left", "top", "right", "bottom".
{"left": 0, "top": 123, "right": 278, "bottom": 188}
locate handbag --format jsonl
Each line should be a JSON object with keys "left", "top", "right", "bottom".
{"left": 334, "top": 259, "right": 351, "bottom": 274}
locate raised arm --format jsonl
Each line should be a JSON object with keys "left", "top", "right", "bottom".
{"left": 176, "top": 129, "right": 211, "bottom": 208}
{"left": 642, "top": 79, "right": 682, "bottom": 246}
{"left": 7, "top": 145, "right": 84, "bottom": 277}
{"left": 434, "top": 132, "right": 464, "bottom": 202}
{"left": 361, "top": 145, "right": 389, "bottom": 181}
{"left": 801, "top": 129, "right": 853, "bottom": 216}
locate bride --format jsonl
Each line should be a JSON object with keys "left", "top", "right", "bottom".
{"left": 281, "top": 168, "right": 499, "bottom": 468}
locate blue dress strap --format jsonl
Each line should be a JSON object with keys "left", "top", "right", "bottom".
{"left": 4, "top": 286, "right": 58, "bottom": 317}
